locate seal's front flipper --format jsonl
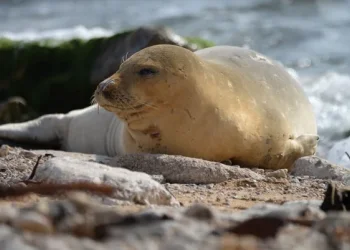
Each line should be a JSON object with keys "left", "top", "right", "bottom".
{"left": 271, "top": 134, "right": 319, "bottom": 170}
{"left": 295, "top": 134, "right": 319, "bottom": 156}
{"left": 0, "top": 114, "right": 68, "bottom": 149}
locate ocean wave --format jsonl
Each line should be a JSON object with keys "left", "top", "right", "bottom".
{"left": 301, "top": 71, "right": 350, "bottom": 157}
{"left": 0, "top": 25, "right": 114, "bottom": 41}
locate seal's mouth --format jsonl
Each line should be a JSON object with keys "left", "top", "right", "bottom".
{"left": 92, "top": 75, "right": 160, "bottom": 122}
{"left": 92, "top": 88, "right": 157, "bottom": 122}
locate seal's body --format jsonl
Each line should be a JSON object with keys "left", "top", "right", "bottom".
{"left": 0, "top": 45, "right": 318, "bottom": 169}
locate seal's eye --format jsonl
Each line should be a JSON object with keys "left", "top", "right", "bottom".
{"left": 138, "top": 68, "right": 158, "bottom": 76}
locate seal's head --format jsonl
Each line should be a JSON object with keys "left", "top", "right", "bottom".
{"left": 94, "top": 44, "right": 201, "bottom": 124}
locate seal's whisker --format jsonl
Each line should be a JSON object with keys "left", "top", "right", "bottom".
{"left": 121, "top": 51, "right": 130, "bottom": 64}
{"left": 90, "top": 96, "right": 96, "bottom": 105}
{"left": 138, "top": 102, "right": 158, "bottom": 110}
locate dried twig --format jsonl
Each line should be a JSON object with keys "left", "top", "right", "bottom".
{"left": 27, "top": 155, "right": 43, "bottom": 181}
{"left": 0, "top": 182, "right": 115, "bottom": 199}
{"left": 345, "top": 152, "right": 350, "bottom": 160}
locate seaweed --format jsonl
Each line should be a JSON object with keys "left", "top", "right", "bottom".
{"left": 0, "top": 29, "right": 213, "bottom": 123}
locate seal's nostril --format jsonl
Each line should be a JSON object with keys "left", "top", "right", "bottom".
{"left": 98, "top": 78, "right": 114, "bottom": 92}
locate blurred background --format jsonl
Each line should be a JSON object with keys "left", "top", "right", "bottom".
{"left": 0, "top": 0, "right": 350, "bottom": 158}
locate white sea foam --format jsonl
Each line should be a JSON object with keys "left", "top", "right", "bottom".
{"left": 303, "top": 72, "right": 350, "bottom": 135}
{"left": 300, "top": 72, "right": 350, "bottom": 158}
{"left": 0, "top": 25, "right": 114, "bottom": 41}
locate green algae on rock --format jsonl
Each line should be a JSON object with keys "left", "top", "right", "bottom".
{"left": 0, "top": 27, "right": 214, "bottom": 124}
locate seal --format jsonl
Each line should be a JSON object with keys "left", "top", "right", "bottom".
{"left": 0, "top": 45, "right": 319, "bottom": 169}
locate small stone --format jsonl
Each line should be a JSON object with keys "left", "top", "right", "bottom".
{"left": 266, "top": 177, "right": 277, "bottom": 183}
{"left": 266, "top": 169, "right": 288, "bottom": 179}
{"left": 0, "top": 205, "right": 18, "bottom": 223}
{"left": 184, "top": 203, "right": 215, "bottom": 221}
{"left": 290, "top": 178, "right": 300, "bottom": 184}
{"left": 19, "top": 150, "right": 37, "bottom": 158}
{"left": 13, "top": 211, "right": 54, "bottom": 234}
{"left": 221, "top": 159, "right": 233, "bottom": 165}
{"left": 151, "top": 174, "right": 165, "bottom": 183}
{"left": 250, "top": 182, "right": 258, "bottom": 187}
{"left": 0, "top": 145, "right": 10, "bottom": 157}
{"left": 252, "top": 168, "right": 265, "bottom": 175}
{"left": 15, "top": 182, "right": 27, "bottom": 188}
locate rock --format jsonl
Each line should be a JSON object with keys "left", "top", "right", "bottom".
{"left": 18, "top": 150, "right": 38, "bottom": 158}
{"left": 0, "top": 195, "right": 349, "bottom": 250}
{"left": 233, "top": 200, "right": 325, "bottom": 223}
{"left": 0, "top": 27, "right": 214, "bottom": 124}
{"left": 90, "top": 26, "right": 213, "bottom": 85}
{"left": 220, "top": 235, "right": 259, "bottom": 250}
{"left": 0, "top": 97, "right": 31, "bottom": 125}
{"left": 32, "top": 150, "right": 264, "bottom": 184}
{"left": 0, "top": 146, "right": 39, "bottom": 184}
{"left": 0, "top": 145, "right": 10, "bottom": 157}
{"left": 291, "top": 156, "right": 350, "bottom": 183}
{"left": 12, "top": 211, "right": 54, "bottom": 234}
{"left": 150, "top": 175, "right": 165, "bottom": 184}
{"left": 272, "top": 224, "right": 330, "bottom": 250}
{"left": 0, "top": 225, "right": 38, "bottom": 250}
{"left": 327, "top": 137, "right": 350, "bottom": 169}
{"left": 314, "top": 212, "right": 350, "bottom": 249}
{"left": 184, "top": 203, "right": 215, "bottom": 221}
{"left": 101, "top": 217, "right": 219, "bottom": 250}
{"left": 23, "top": 235, "right": 105, "bottom": 250}
{"left": 108, "top": 153, "right": 264, "bottom": 184}
{"left": 266, "top": 169, "right": 288, "bottom": 179}
{"left": 32, "top": 149, "right": 111, "bottom": 165}
{"left": 0, "top": 205, "right": 18, "bottom": 223}
{"left": 225, "top": 216, "right": 288, "bottom": 239}
{"left": 282, "top": 200, "right": 323, "bottom": 208}
{"left": 33, "top": 157, "right": 179, "bottom": 206}
{"left": 320, "top": 183, "right": 350, "bottom": 212}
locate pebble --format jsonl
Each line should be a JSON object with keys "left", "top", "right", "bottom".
{"left": 266, "top": 177, "right": 277, "bottom": 183}
{"left": 252, "top": 168, "right": 265, "bottom": 175}
{"left": 266, "top": 169, "right": 288, "bottom": 179}
{"left": 19, "top": 150, "right": 38, "bottom": 158}
{"left": 290, "top": 178, "right": 300, "bottom": 184}
{"left": 0, "top": 205, "right": 18, "bottom": 223}
{"left": 0, "top": 145, "right": 10, "bottom": 157}
{"left": 12, "top": 211, "right": 54, "bottom": 234}
{"left": 151, "top": 174, "right": 165, "bottom": 183}
{"left": 184, "top": 204, "right": 215, "bottom": 221}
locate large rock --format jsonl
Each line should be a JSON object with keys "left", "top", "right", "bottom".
{"left": 0, "top": 26, "right": 214, "bottom": 124}
{"left": 89, "top": 26, "right": 214, "bottom": 85}
{"left": 31, "top": 150, "right": 264, "bottom": 184}
{"left": 291, "top": 156, "right": 350, "bottom": 184}
{"left": 33, "top": 157, "right": 179, "bottom": 206}
{"left": 108, "top": 153, "right": 264, "bottom": 184}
